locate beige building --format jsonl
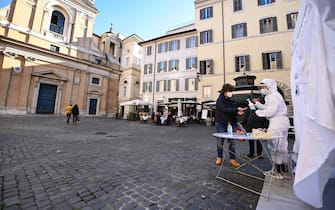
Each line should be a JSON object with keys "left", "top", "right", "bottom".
{"left": 118, "top": 34, "right": 144, "bottom": 118}
{"left": 0, "top": 0, "right": 122, "bottom": 116}
{"left": 194, "top": 0, "right": 300, "bottom": 115}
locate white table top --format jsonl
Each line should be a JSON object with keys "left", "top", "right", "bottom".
{"left": 212, "top": 132, "right": 282, "bottom": 140}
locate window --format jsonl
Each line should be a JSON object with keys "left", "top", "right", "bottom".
{"left": 235, "top": 55, "right": 250, "bottom": 72}
{"left": 167, "top": 79, "right": 179, "bottom": 92}
{"left": 203, "top": 86, "right": 212, "bottom": 98}
{"left": 95, "top": 58, "right": 101, "bottom": 65}
{"left": 232, "top": 23, "right": 247, "bottom": 39}
{"left": 199, "top": 60, "right": 213, "bottom": 75}
{"left": 185, "top": 78, "right": 197, "bottom": 91}
{"left": 144, "top": 64, "right": 153, "bottom": 74}
{"left": 200, "top": 7, "right": 213, "bottom": 20}
{"left": 91, "top": 77, "right": 101, "bottom": 85}
{"left": 169, "top": 40, "right": 180, "bottom": 51}
{"left": 110, "top": 42, "right": 116, "bottom": 56}
{"left": 287, "top": 12, "right": 298, "bottom": 29}
{"left": 260, "top": 17, "right": 277, "bottom": 34}
{"left": 146, "top": 46, "right": 152, "bottom": 55}
{"left": 186, "top": 36, "right": 198, "bottom": 48}
{"left": 258, "top": 0, "right": 275, "bottom": 6}
{"left": 49, "top": 10, "right": 65, "bottom": 34}
{"left": 142, "top": 82, "right": 152, "bottom": 93}
{"left": 123, "top": 81, "right": 127, "bottom": 97}
{"left": 233, "top": 0, "right": 243, "bottom": 12}
{"left": 156, "top": 80, "right": 166, "bottom": 92}
{"left": 200, "top": 30, "right": 213, "bottom": 44}
{"left": 262, "top": 51, "right": 282, "bottom": 70}
{"left": 169, "top": 60, "right": 179, "bottom": 72}
{"left": 158, "top": 42, "right": 168, "bottom": 53}
{"left": 157, "top": 61, "right": 167, "bottom": 73}
{"left": 50, "top": 45, "right": 60, "bottom": 53}
{"left": 186, "top": 57, "right": 198, "bottom": 70}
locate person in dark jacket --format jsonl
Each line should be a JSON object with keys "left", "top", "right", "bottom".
{"left": 215, "top": 84, "right": 247, "bottom": 167}
{"left": 243, "top": 95, "right": 269, "bottom": 158}
{"left": 71, "top": 104, "right": 79, "bottom": 124}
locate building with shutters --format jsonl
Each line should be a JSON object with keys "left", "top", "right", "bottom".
{"left": 139, "top": 24, "right": 198, "bottom": 115}
{"left": 194, "top": 0, "right": 300, "bottom": 116}
{"left": 0, "top": 0, "right": 122, "bottom": 116}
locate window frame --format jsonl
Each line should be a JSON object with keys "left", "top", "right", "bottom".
{"left": 199, "top": 59, "right": 213, "bottom": 75}
{"left": 287, "top": 12, "right": 298, "bottom": 30}
{"left": 235, "top": 55, "right": 250, "bottom": 72}
{"left": 49, "top": 10, "right": 65, "bottom": 35}
{"left": 158, "top": 42, "right": 168, "bottom": 53}
{"left": 146, "top": 46, "right": 152, "bottom": 55}
{"left": 262, "top": 51, "right": 283, "bottom": 70}
{"left": 233, "top": 0, "right": 243, "bottom": 12}
{"left": 157, "top": 61, "right": 167, "bottom": 73}
{"left": 169, "top": 40, "right": 180, "bottom": 51}
{"left": 186, "top": 36, "right": 198, "bottom": 48}
{"left": 258, "top": 0, "right": 275, "bottom": 6}
{"left": 231, "top": 23, "right": 247, "bottom": 39}
{"left": 90, "top": 76, "right": 102, "bottom": 86}
{"left": 168, "top": 60, "right": 179, "bottom": 72}
{"left": 259, "top": 17, "right": 278, "bottom": 34}
{"left": 200, "top": 7, "right": 213, "bottom": 20}
{"left": 186, "top": 57, "right": 198, "bottom": 70}
{"left": 200, "top": 30, "right": 213, "bottom": 44}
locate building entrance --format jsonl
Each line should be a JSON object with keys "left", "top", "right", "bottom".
{"left": 89, "top": 98, "right": 97, "bottom": 115}
{"left": 36, "top": 84, "right": 57, "bottom": 114}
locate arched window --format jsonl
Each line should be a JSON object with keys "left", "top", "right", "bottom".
{"left": 49, "top": 10, "right": 65, "bottom": 34}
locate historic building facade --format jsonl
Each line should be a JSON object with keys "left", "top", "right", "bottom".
{"left": 194, "top": 0, "right": 300, "bottom": 115}
{"left": 0, "top": 0, "right": 122, "bottom": 116}
{"left": 139, "top": 24, "right": 198, "bottom": 113}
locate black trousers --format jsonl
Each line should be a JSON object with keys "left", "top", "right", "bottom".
{"left": 66, "top": 113, "right": 71, "bottom": 123}
{"left": 248, "top": 140, "right": 262, "bottom": 155}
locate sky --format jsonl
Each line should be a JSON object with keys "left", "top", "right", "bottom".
{"left": 93, "top": 0, "right": 195, "bottom": 40}
{"left": 0, "top": 0, "right": 195, "bottom": 40}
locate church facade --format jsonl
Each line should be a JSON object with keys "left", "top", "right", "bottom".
{"left": 0, "top": 0, "right": 122, "bottom": 116}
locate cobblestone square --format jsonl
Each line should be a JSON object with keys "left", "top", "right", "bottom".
{"left": 0, "top": 116, "right": 270, "bottom": 209}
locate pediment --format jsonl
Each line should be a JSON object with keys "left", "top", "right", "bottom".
{"left": 32, "top": 70, "right": 67, "bottom": 81}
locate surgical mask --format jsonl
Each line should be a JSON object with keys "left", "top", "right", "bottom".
{"left": 227, "top": 92, "right": 233, "bottom": 98}
{"left": 261, "top": 89, "right": 269, "bottom": 95}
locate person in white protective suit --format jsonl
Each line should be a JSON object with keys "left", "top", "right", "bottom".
{"left": 249, "top": 78, "right": 290, "bottom": 179}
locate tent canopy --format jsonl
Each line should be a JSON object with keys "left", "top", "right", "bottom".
{"left": 120, "top": 99, "right": 151, "bottom": 106}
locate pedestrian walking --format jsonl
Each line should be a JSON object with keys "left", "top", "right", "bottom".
{"left": 72, "top": 104, "right": 79, "bottom": 124}
{"left": 65, "top": 104, "right": 72, "bottom": 124}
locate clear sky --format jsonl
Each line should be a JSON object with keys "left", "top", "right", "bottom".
{"left": 0, "top": 0, "right": 195, "bottom": 41}
{"left": 93, "top": 0, "right": 195, "bottom": 40}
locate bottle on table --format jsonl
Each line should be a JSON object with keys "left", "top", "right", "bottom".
{"left": 227, "top": 122, "right": 233, "bottom": 136}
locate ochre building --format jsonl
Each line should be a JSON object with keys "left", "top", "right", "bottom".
{"left": 0, "top": 0, "right": 122, "bottom": 116}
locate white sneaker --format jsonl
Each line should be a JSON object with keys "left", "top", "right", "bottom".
{"left": 271, "top": 172, "right": 283, "bottom": 180}
{"left": 263, "top": 169, "right": 273, "bottom": 176}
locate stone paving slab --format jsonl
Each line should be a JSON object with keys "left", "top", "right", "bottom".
{"left": 0, "top": 116, "right": 272, "bottom": 209}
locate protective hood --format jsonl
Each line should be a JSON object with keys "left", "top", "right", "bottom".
{"left": 260, "top": 78, "right": 277, "bottom": 94}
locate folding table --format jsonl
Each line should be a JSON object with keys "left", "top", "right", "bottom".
{"left": 212, "top": 132, "right": 282, "bottom": 199}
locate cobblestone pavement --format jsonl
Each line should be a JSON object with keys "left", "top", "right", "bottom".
{"left": 0, "top": 116, "right": 273, "bottom": 210}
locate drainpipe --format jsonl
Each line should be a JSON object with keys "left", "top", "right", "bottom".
{"left": 221, "top": 0, "right": 226, "bottom": 84}
{"left": 152, "top": 41, "right": 157, "bottom": 113}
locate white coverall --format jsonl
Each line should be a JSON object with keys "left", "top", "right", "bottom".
{"left": 255, "top": 78, "right": 290, "bottom": 164}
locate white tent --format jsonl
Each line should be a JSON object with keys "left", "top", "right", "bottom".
{"left": 120, "top": 99, "right": 151, "bottom": 106}
{"left": 291, "top": 0, "right": 335, "bottom": 208}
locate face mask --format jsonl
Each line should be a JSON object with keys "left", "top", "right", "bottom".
{"left": 261, "top": 89, "right": 268, "bottom": 95}
{"left": 227, "top": 92, "right": 233, "bottom": 98}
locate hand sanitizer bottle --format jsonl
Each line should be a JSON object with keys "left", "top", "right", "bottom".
{"left": 227, "top": 122, "right": 233, "bottom": 136}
